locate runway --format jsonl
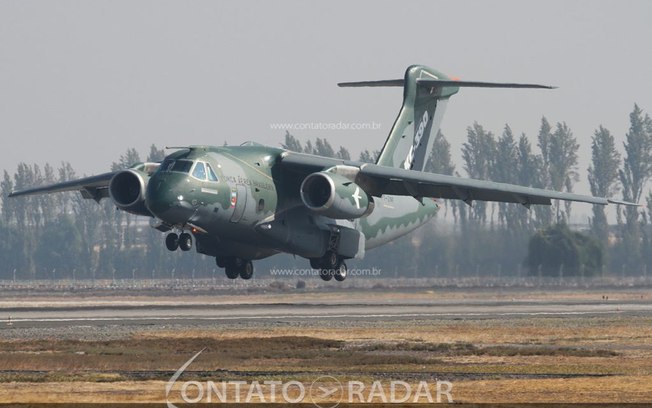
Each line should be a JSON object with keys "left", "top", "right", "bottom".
{"left": 0, "top": 290, "right": 651, "bottom": 404}
{"left": 2, "top": 296, "right": 650, "bottom": 329}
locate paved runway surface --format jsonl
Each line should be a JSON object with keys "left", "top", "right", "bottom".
{"left": 2, "top": 297, "right": 650, "bottom": 329}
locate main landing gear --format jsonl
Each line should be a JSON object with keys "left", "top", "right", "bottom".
{"left": 165, "top": 231, "right": 255, "bottom": 280}
{"left": 311, "top": 251, "right": 347, "bottom": 282}
{"left": 165, "top": 232, "right": 193, "bottom": 251}
{"left": 217, "top": 257, "right": 254, "bottom": 280}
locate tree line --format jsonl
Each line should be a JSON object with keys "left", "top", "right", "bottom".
{"left": 1, "top": 105, "right": 652, "bottom": 280}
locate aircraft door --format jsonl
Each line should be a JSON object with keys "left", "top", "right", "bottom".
{"left": 230, "top": 184, "right": 248, "bottom": 223}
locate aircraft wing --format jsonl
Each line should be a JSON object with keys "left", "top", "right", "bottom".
{"left": 8, "top": 171, "right": 116, "bottom": 201}
{"left": 279, "top": 152, "right": 636, "bottom": 207}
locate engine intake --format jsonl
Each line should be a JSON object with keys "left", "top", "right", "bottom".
{"left": 300, "top": 172, "right": 373, "bottom": 219}
{"left": 109, "top": 169, "right": 151, "bottom": 216}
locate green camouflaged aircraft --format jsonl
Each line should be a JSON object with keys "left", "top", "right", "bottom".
{"left": 9, "top": 65, "right": 635, "bottom": 282}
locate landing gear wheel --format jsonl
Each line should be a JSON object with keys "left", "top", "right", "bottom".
{"left": 319, "top": 268, "right": 334, "bottom": 281}
{"left": 179, "top": 233, "right": 192, "bottom": 251}
{"left": 224, "top": 258, "right": 239, "bottom": 279}
{"left": 215, "top": 257, "right": 227, "bottom": 268}
{"left": 224, "top": 258, "right": 253, "bottom": 280}
{"left": 239, "top": 260, "right": 254, "bottom": 280}
{"left": 165, "top": 233, "right": 179, "bottom": 251}
{"left": 322, "top": 251, "right": 339, "bottom": 269}
{"left": 318, "top": 251, "right": 339, "bottom": 281}
{"left": 334, "top": 262, "right": 347, "bottom": 282}
{"left": 225, "top": 266, "right": 239, "bottom": 279}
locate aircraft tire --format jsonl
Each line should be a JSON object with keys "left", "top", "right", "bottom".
{"left": 321, "top": 251, "right": 340, "bottom": 270}
{"left": 179, "top": 233, "right": 192, "bottom": 251}
{"left": 239, "top": 260, "right": 254, "bottom": 280}
{"left": 215, "top": 257, "right": 227, "bottom": 268}
{"left": 225, "top": 264, "right": 239, "bottom": 279}
{"left": 319, "top": 268, "right": 334, "bottom": 281}
{"left": 309, "top": 258, "right": 321, "bottom": 269}
{"left": 165, "top": 233, "right": 179, "bottom": 251}
{"left": 334, "top": 262, "right": 347, "bottom": 282}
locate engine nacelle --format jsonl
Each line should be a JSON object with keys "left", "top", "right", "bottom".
{"left": 300, "top": 172, "right": 373, "bottom": 219}
{"left": 108, "top": 169, "right": 151, "bottom": 216}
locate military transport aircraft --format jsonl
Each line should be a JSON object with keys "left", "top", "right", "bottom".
{"left": 9, "top": 65, "right": 635, "bottom": 282}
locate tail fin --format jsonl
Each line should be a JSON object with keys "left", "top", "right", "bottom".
{"left": 339, "top": 65, "right": 553, "bottom": 171}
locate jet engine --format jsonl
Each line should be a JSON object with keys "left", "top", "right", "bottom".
{"left": 300, "top": 172, "right": 373, "bottom": 219}
{"left": 108, "top": 169, "right": 151, "bottom": 216}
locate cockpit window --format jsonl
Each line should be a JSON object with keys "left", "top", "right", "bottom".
{"left": 159, "top": 159, "right": 193, "bottom": 174}
{"left": 160, "top": 159, "right": 175, "bottom": 172}
{"left": 192, "top": 162, "right": 206, "bottom": 180}
{"left": 206, "top": 163, "right": 219, "bottom": 182}
{"left": 171, "top": 160, "right": 193, "bottom": 173}
{"left": 158, "top": 159, "right": 217, "bottom": 181}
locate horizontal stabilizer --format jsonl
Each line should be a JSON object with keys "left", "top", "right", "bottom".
{"left": 338, "top": 79, "right": 404, "bottom": 87}
{"left": 417, "top": 79, "right": 555, "bottom": 89}
{"left": 338, "top": 79, "right": 555, "bottom": 89}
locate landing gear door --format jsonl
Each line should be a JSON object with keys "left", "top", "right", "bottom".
{"left": 230, "top": 184, "right": 248, "bottom": 223}
{"left": 337, "top": 226, "right": 366, "bottom": 259}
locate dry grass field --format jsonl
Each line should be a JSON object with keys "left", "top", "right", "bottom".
{"left": 0, "top": 288, "right": 650, "bottom": 404}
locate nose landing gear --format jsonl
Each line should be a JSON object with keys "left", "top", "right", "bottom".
{"left": 165, "top": 232, "right": 193, "bottom": 252}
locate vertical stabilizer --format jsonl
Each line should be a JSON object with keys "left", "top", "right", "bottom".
{"left": 376, "top": 65, "right": 458, "bottom": 171}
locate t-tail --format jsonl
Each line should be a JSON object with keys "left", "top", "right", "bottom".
{"left": 339, "top": 64, "right": 554, "bottom": 172}
{"left": 339, "top": 65, "right": 555, "bottom": 249}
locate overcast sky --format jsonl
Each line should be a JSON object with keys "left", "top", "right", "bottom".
{"left": 1, "top": 0, "right": 651, "bottom": 218}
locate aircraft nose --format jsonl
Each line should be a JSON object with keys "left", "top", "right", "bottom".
{"left": 145, "top": 173, "right": 195, "bottom": 225}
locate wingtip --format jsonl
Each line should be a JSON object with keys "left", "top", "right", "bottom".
{"left": 607, "top": 198, "right": 640, "bottom": 206}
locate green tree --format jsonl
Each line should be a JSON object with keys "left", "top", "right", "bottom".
{"left": 147, "top": 144, "right": 166, "bottom": 162}
{"left": 34, "top": 215, "right": 83, "bottom": 278}
{"left": 1, "top": 171, "right": 14, "bottom": 225}
{"left": 492, "top": 125, "right": 519, "bottom": 228}
{"left": 112, "top": 148, "right": 141, "bottom": 171}
{"left": 535, "top": 117, "right": 554, "bottom": 225}
{"left": 618, "top": 104, "right": 652, "bottom": 269}
{"left": 527, "top": 223, "right": 603, "bottom": 277}
{"left": 282, "top": 131, "right": 304, "bottom": 153}
{"left": 549, "top": 122, "right": 579, "bottom": 222}
{"left": 335, "top": 146, "right": 351, "bottom": 160}
{"left": 516, "top": 134, "right": 541, "bottom": 230}
{"left": 425, "top": 130, "right": 456, "bottom": 219}
{"left": 304, "top": 140, "right": 314, "bottom": 155}
{"left": 461, "top": 122, "right": 496, "bottom": 223}
{"left": 314, "top": 138, "right": 335, "bottom": 158}
{"left": 358, "top": 150, "right": 379, "bottom": 163}
{"left": 425, "top": 130, "right": 455, "bottom": 175}
{"left": 587, "top": 126, "right": 621, "bottom": 246}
